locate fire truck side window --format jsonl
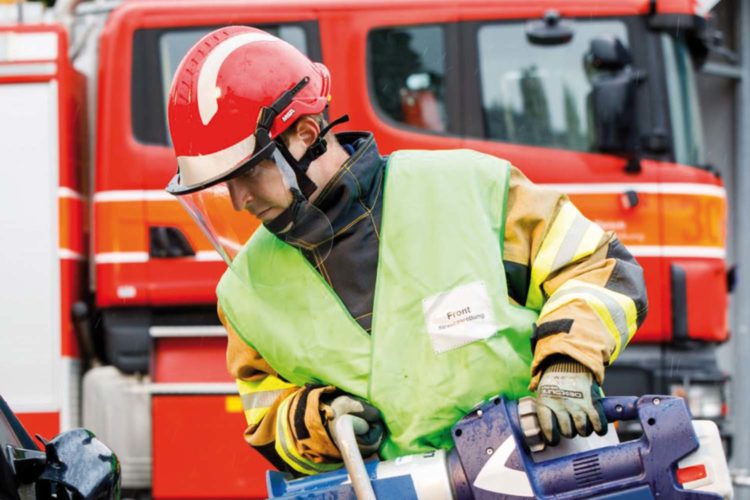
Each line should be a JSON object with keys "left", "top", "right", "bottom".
{"left": 368, "top": 25, "right": 448, "bottom": 132}
{"left": 661, "top": 34, "right": 705, "bottom": 167}
{"left": 132, "top": 25, "right": 310, "bottom": 146}
{"left": 476, "top": 20, "right": 629, "bottom": 153}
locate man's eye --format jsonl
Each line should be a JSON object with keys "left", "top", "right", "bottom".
{"left": 241, "top": 167, "right": 257, "bottom": 179}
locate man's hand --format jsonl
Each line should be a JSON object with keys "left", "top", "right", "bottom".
{"left": 320, "top": 394, "right": 385, "bottom": 456}
{"left": 536, "top": 357, "right": 607, "bottom": 445}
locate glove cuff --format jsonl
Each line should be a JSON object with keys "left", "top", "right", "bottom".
{"left": 543, "top": 355, "right": 591, "bottom": 375}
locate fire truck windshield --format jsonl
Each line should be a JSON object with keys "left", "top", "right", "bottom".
{"left": 477, "top": 19, "right": 629, "bottom": 154}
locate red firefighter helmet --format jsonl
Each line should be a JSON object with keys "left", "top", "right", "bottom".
{"left": 166, "top": 25, "right": 331, "bottom": 195}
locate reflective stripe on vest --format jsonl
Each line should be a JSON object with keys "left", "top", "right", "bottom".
{"left": 218, "top": 149, "right": 539, "bottom": 458}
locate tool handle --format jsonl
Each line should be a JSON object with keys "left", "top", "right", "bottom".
{"left": 330, "top": 415, "right": 376, "bottom": 500}
{"left": 600, "top": 396, "right": 640, "bottom": 422}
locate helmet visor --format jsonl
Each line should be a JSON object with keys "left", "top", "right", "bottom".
{"left": 175, "top": 179, "right": 260, "bottom": 265}
{"left": 168, "top": 154, "right": 334, "bottom": 270}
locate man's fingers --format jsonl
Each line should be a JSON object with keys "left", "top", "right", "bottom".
{"left": 536, "top": 405, "right": 561, "bottom": 446}
{"left": 355, "top": 421, "right": 384, "bottom": 446}
{"left": 355, "top": 422, "right": 384, "bottom": 457}
{"left": 329, "top": 395, "right": 383, "bottom": 423}
{"left": 589, "top": 383, "right": 608, "bottom": 435}
{"left": 589, "top": 403, "right": 608, "bottom": 436}
{"left": 330, "top": 396, "right": 364, "bottom": 417}
{"left": 355, "top": 402, "right": 382, "bottom": 423}
{"left": 571, "top": 407, "right": 593, "bottom": 437}
{"left": 555, "top": 408, "right": 575, "bottom": 439}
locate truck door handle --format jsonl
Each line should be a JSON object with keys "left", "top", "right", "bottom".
{"left": 621, "top": 190, "right": 640, "bottom": 209}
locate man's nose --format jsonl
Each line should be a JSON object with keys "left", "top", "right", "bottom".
{"left": 227, "top": 179, "right": 252, "bottom": 211}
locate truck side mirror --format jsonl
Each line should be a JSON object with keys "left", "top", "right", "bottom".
{"left": 587, "top": 37, "right": 643, "bottom": 156}
{"left": 588, "top": 36, "right": 631, "bottom": 71}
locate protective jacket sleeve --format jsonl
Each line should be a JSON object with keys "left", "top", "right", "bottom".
{"left": 220, "top": 306, "right": 344, "bottom": 475}
{"left": 503, "top": 167, "right": 649, "bottom": 390}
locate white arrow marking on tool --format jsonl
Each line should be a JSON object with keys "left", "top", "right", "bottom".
{"left": 197, "top": 32, "right": 278, "bottom": 125}
{"left": 473, "top": 435, "right": 534, "bottom": 497}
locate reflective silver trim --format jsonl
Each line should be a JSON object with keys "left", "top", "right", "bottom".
{"left": 146, "top": 383, "right": 236, "bottom": 394}
{"left": 95, "top": 252, "right": 149, "bottom": 264}
{"left": 0, "top": 62, "right": 56, "bottom": 77}
{"left": 551, "top": 286, "right": 630, "bottom": 348}
{"left": 241, "top": 389, "right": 287, "bottom": 410}
{"left": 551, "top": 214, "right": 592, "bottom": 272}
{"left": 149, "top": 325, "right": 226, "bottom": 338}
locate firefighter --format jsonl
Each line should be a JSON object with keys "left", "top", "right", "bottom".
{"left": 166, "top": 26, "right": 648, "bottom": 475}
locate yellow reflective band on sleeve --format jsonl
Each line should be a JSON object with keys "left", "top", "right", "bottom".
{"left": 539, "top": 280, "right": 638, "bottom": 362}
{"left": 273, "top": 396, "right": 341, "bottom": 475}
{"left": 572, "top": 222, "right": 605, "bottom": 264}
{"left": 236, "top": 377, "right": 294, "bottom": 427}
{"left": 236, "top": 375, "right": 295, "bottom": 395}
{"left": 528, "top": 202, "right": 603, "bottom": 310}
{"left": 245, "top": 407, "right": 269, "bottom": 426}
{"left": 527, "top": 202, "right": 579, "bottom": 310}
{"left": 235, "top": 376, "right": 295, "bottom": 427}
{"left": 225, "top": 396, "right": 243, "bottom": 413}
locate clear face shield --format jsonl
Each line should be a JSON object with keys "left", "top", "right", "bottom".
{"left": 168, "top": 147, "right": 333, "bottom": 270}
{"left": 176, "top": 182, "right": 257, "bottom": 265}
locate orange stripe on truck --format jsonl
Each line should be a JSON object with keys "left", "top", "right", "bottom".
{"left": 95, "top": 196, "right": 259, "bottom": 255}
{"left": 93, "top": 189, "right": 723, "bottom": 257}
{"left": 58, "top": 193, "right": 84, "bottom": 255}
{"left": 662, "top": 193, "right": 726, "bottom": 248}
{"left": 567, "top": 193, "right": 659, "bottom": 248}
{"left": 568, "top": 192, "right": 725, "bottom": 249}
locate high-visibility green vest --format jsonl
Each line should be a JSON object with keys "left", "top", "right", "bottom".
{"left": 217, "top": 149, "right": 539, "bottom": 459}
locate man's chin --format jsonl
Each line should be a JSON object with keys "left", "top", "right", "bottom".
{"left": 257, "top": 208, "right": 280, "bottom": 223}
{"left": 254, "top": 209, "right": 273, "bottom": 222}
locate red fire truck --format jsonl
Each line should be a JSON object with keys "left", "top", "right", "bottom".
{"left": 0, "top": 0, "right": 728, "bottom": 497}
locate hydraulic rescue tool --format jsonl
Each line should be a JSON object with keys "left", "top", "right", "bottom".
{"left": 267, "top": 395, "right": 732, "bottom": 499}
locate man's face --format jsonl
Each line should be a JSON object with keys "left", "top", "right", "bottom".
{"left": 226, "top": 159, "right": 293, "bottom": 222}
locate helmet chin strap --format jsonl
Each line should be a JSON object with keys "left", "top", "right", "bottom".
{"left": 263, "top": 186, "right": 304, "bottom": 235}
{"left": 273, "top": 114, "right": 350, "bottom": 199}
{"left": 265, "top": 114, "right": 350, "bottom": 238}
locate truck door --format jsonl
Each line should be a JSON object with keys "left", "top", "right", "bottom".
{"left": 461, "top": 16, "right": 664, "bottom": 344}
{"left": 359, "top": 13, "right": 665, "bottom": 341}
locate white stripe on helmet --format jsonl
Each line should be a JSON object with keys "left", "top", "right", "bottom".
{"left": 177, "top": 133, "right": 257, "bottom": 187}
{"left": 198, "top": 31, "right": 279, "bottom": 125}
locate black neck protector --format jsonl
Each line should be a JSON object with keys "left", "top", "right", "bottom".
{"left": 263, "top": 114, "right": 350, "bottom": 235}
{"left": 251, "top": 77, "right": 350, "bottom": 235}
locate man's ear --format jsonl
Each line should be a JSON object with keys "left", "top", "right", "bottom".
{"left": 294, "top": 116, "right": 322, "bottom": 149}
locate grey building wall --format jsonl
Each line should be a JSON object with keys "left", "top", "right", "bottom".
{"left": 698, "top": 0, "right": 736, "bottom": 398}
{"left": 697, "top": 0, "right": 749, "bottom": 496}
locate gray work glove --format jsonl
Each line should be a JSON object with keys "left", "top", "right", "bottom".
{"left": 536, "top": 357, "right": 608, "bottom": 445}
{"left": 321, "top": 394, "right": 385, "bottom": 456}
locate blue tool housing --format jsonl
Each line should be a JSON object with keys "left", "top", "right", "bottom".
{"left": 267, "top": 395, "right": 722, "bottom": 499}
{"left": 452, "top": 395, "right": 722, "bottom": 499}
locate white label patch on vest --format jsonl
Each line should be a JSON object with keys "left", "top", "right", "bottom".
{"left": 422, "top": 281, "right": 499, "bottom": 353}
